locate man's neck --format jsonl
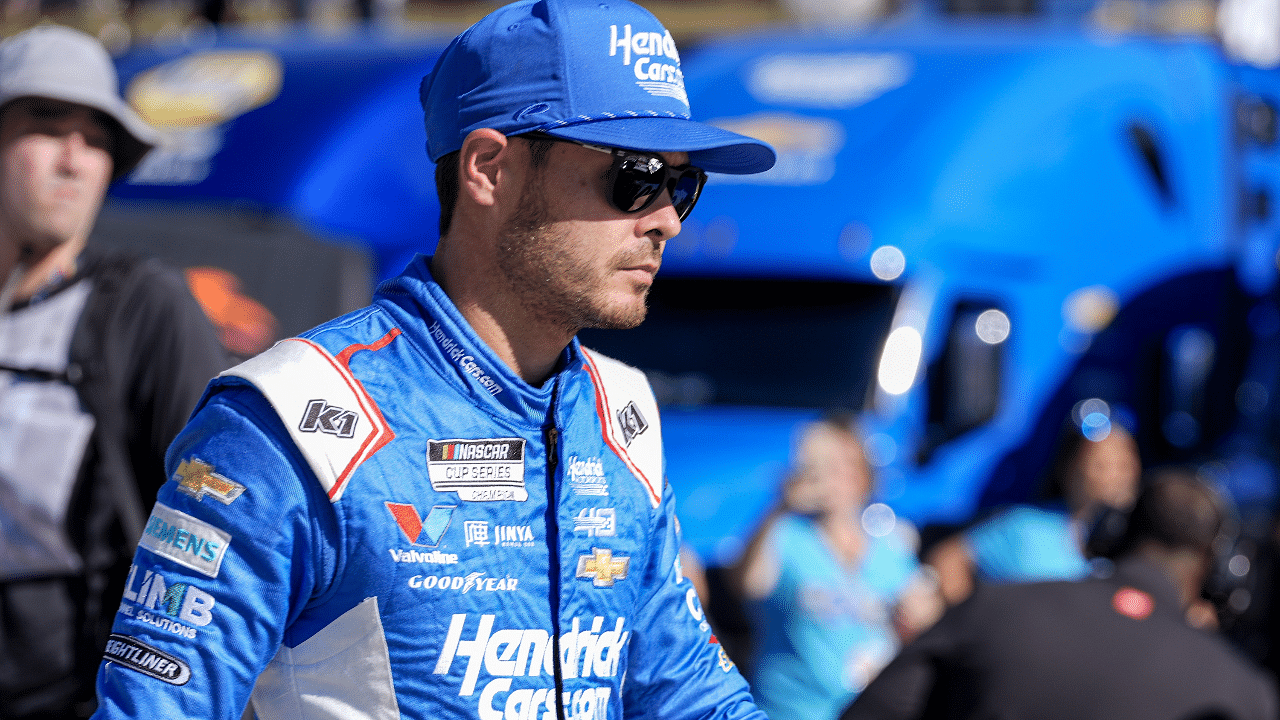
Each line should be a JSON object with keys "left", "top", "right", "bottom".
{"left": 1131, "top": 543, "right": 1207, "bottom": 609}
{"left": 1, "top": 237, "right": 85, "bottom": 307}
{"left": 430, "top": 245, "right": 574, "bottom": 388}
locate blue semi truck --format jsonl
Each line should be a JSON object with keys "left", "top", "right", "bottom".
{"left": 100, "top": 9, "right": 1280, "bottom": 584}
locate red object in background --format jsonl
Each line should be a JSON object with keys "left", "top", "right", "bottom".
{"left": 1111, "top": 586, "right": 1155, "bottom": 621}
{"left": 185, "top": 266, "right": 279, "bottom": 357}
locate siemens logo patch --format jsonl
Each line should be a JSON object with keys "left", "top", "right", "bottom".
{"left": 428, "top": 438, "right": 528, "bottom": 502}
{"left": 138, "top": 502, "right": 231, "bottom": 577}
{"left": 103, "top": 634, "right": 191, "bottom": 685}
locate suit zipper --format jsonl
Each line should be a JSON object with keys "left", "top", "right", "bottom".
{"left": 543, "top": 379, "right": 566, "bottom": 720}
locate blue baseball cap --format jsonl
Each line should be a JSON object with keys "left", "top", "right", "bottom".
{"left": 420, "top": 0, "right": 776, "bottom": 174}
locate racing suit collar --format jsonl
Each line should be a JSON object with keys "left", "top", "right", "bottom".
{"left": 378, "top": 254, "right": 585, "bottom": 423}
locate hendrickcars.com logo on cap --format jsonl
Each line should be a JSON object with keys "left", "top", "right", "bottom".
{"left": 607, "top": 23, "right": 687, "bottom": 106}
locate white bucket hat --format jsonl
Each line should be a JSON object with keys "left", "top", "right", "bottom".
{"left": 0, "top": 25, "right": 159, "bottom": 179}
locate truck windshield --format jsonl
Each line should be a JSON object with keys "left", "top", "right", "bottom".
{"left": 578, "top": 276, "right": 898, "bottom": 410}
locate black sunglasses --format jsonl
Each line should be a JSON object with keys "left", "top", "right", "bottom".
{"left": 520, "top": 133, "right": 707, "bottom": 221}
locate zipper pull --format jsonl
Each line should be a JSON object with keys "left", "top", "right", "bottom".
{"left": 544, "top": 425, "right": 560, "bottom": 474}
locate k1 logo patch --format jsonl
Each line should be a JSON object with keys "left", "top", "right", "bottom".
{"left": 299, "top": 399, "right": 359, "bottom": 438}
{"left": 616, "top": 401, "right": 648, "bottom": 447}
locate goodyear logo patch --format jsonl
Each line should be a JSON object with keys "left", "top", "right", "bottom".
{"left": 427, "top": 439, "right": 527, "bottom": 502}
{"left": 103, "top": 634, "right": 191, "bottom": 685}
{"left": 138, "top": 502, "right": 231, "bottom": 578}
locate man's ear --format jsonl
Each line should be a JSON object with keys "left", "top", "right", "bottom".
{"left": 459, "top": 128, "right": 513, "bottom": 208}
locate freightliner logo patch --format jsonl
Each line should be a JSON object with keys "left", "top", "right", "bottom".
{"left": 103, "top": 634, "right": 191, "bottom": 685}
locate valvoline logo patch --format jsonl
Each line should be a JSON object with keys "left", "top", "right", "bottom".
{"left": 385, "top": 502, "right": 455, "bottom": 547}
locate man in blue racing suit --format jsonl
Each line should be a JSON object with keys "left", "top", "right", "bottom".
{"left": 90, "top": 0, "right": 777, "bottom": 718}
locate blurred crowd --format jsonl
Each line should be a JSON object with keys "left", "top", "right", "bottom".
{"left": 0, "top": 0, "right": 1264, "bottom": 56}
{"left": 699, "top": 406, "right": 1280, "bottom": 719}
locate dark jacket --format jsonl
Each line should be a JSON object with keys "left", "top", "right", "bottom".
{"left": 0, "top": 251, "right": 228, "bottom": 719}
{"left": 843, "top": 557, "right": 1278, "bottom": 720}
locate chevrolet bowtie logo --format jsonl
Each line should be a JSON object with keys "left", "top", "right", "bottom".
{"left": 174, "top": 458, "right": 245, "bottom": 505}
{"left": 576, "top": 548, "right": 630, "bottom": 587}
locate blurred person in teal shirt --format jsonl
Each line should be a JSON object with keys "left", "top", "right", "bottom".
{"left": 730, "top": 416, "right": 944, "bottom": 720}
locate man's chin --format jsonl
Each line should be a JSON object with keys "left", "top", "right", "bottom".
{"left": 586, "top": 299, "right": 649, "bottom": 331}
{"left": 20, "top": 222, "right": 82, "bottom": 255}
{"left": 589, "top": 312, "right": 647, "bottom": 331}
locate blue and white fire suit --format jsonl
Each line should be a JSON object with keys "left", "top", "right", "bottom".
{"left": 91, "top": 255, "right": 761, "bottom": 720}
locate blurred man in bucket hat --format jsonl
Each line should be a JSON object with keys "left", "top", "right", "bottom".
{"left": 0, "top": 24, "right": 227, "bottom": 719}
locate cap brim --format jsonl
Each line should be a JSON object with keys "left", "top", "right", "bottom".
{"left": 544, "top": 117, "right": 776, "bottom": 174}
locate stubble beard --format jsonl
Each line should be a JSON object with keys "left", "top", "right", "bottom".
{"left": 496, "top": 176, "right": 653, "bottom": 335}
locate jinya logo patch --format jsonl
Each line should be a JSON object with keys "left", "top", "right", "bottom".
{"left": 103, "top": 634, "right": 192, "bottom": 685}
{"left": 427, "top": 438, "right": 528, "bottom": 502}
